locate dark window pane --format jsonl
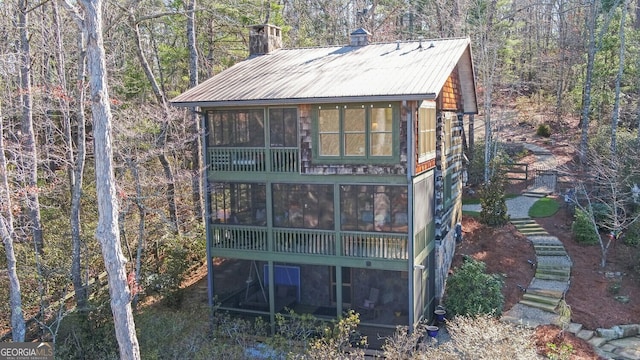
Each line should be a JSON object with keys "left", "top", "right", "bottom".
{"left": 272, "top": 183, "right": 334, "bottom": 229}
{"left": 340, "top": 185, "right": 407, "bottom": 233}
{"left": 270, "top": 108, "right": 298, "bottom": 148}
{"left": 209, "top": 182, "right": 266, "bottom": 226}
{"left": 208, "top": 110, "right": 264, "bottom": 147}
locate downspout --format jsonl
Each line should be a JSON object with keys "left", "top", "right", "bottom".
{"left": 403, "top": 100, "right": 415, "bottom": 328}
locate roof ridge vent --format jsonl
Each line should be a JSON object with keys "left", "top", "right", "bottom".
{"left": 350, "top": 28, "right": 371, "bottom": 47}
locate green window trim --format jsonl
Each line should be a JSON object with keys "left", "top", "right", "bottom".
{"left": 313, "top": 103, "right": 399, "bottom": 164}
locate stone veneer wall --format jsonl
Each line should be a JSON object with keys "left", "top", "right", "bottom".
{"left": 434, "top": 228, "right": 456, "bottom": 302}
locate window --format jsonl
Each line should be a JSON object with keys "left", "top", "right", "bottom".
{"left": 418, "top": 101, "right": 436, "bottom": 162}
{"left": 208, "top": 109, "right": 265, "bottom": 147}
{"left": 210, "top": 182, "right": 266, "bottom": 225}
{"left": 272, "top": 183, "right": 334, "bottom": 229}
{"left": 316, "top": 103, "right": 396, "bottom": 159}
{"left": 340, "top": 185, "right": 408, "bottom": 233}
{"left": 269, "top": 108, "right": 298, "bottom": 147}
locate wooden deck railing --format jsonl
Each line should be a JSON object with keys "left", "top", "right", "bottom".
{"left": 209, "top": 147, "right": 299, "bottom": 173}
{"left": 273, "top": 229, "right": 335, "bottom": 255}
{"left": 210, "top": 225, "right": 408, "bottom": 260}
{"left": 341, "top": 232, "right": 408, "bottom": 260}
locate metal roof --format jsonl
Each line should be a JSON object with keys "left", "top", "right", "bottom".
{"left": 171, "top": 37, "right": 477, "bottom": 113}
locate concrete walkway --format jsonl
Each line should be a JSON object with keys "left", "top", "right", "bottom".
{"left": 461, "top": 142, "right": 640, "bottom": 360}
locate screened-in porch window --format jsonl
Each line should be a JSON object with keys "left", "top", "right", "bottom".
{"left": 340, "top": 185, "right": 408, "bottom": 232}
{"left": 272, "top": 183, "right": 334, "bottom": 229}
{"left": 208, "top": 109, "right": 265, "bottom": 147}
{"left": 418, "top": 101, "right": 436, "bottom": 162}
{"left": 269, "top": 108, "right": 298, "bottom": 147}
{"left": 209, "top": 182, "right": 266, "bottom": 225}
{"left": 316, "top": 103, "right": 396, "bottom": 160}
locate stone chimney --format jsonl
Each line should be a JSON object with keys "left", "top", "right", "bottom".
{"left": 350, "top": 28, "right": 371, "bottom": 46}
{"left": 249, "top": 24, "right": 282, "bottom": 55}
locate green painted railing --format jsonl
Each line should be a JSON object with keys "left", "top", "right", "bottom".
{"left": 209, "top": 147, "right": 299, "bottom": 173}
{"left": 210, "top": 225, "right": 408, "bottom": 260}
{"left": 273, "top": 229, "right": 335, "bottom": 255}
{"left": 211, "top": 226, "right": 268, "bottom": 251}
{"left": 342, "top": 232, "right": 408, "bottom": 260}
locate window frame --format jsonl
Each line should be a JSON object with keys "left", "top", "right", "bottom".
{"left": 417, "top": 101, "right": 436, "bottom": 163}
{"left": 313, "top": 103, "right": 399, "bottom": 164}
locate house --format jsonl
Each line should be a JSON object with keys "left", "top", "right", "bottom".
{"left": 171, "top": 24, "right": 477, "bottom": 332}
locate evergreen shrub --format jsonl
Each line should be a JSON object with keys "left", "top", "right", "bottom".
{"left": 444, "top": 257, "right": 504, "bottom": 317}
{"left": 571, "top": 209, "right": 599, "bottom": 245}
{"left": 536, "top": 124, "right": 552, "bottom": 137}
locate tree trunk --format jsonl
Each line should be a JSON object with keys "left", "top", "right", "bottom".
{"left": 611, "top": 0, "right": 627, "bottom": 156}
{"left": 81, "top": 0, "right": 141, "bottom": 357}
{"left": 56, "top": 0, "right": 90, "bottom": 310}
{"left": 0, "top": 105, "right": 26, "bottom": 342}
{"left": 186, "top": 0, "right": 204, "bottom": 221}
{"left": 130, "top": 18, "right": 179, "bottom": 233}
{"left": 18, "top": 0, "right": 45, "bottom": 252}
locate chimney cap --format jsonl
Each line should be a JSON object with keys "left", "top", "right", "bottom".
{"left": 350, "top": 27, "right": 371, "bottom": 46}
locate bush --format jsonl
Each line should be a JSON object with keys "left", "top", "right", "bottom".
{"left": 479, "top": 167, "right": 509, "bottom": 227}
{"left": 382, "top": 314, "right": 538, "bottom": 359}
{"left": 571, "top": 209, "right": 599, "bottom": 245}
{"left": 623, "top": 219, "right": 640, "bottom": 247}
{"left": 444, "top": 257, "right": 504, "bottom": 317}
{"left": 536, "top": 124, "right": 552, "bottom": 137}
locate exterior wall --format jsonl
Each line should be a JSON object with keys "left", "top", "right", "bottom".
{"left": 432, "top": 69, "right": 466, "bottom": 302}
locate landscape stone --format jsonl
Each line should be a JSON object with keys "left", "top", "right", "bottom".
{"left": 587, "top": 336, "right": 608, "bottom": 347}
{"left": 619, "top": 325, "right": 640, "bottom": 338}
{"left": 577, "top": 329, "right": 594, "bottom": 341}
{"left": 566, "top": 322, "right": 582, "bottom": 334}
{"left": 608, "top": 337, "right": 640, "bottom": 349}
{"left": 616, "top": 347, "right": 640, "bottom": 360}
{"left": 597, "top": 327, "right": 623, "bottom": 340}
{"left": 600, "top": 343, "right": 617, "bottom": 353}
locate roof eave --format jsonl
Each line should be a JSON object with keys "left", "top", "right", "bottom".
{"left": 170, "top": 94, "right": 438, "bottom": 108}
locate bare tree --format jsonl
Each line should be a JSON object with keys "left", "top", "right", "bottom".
{"left": 611, "top": 0, "right": 627, "bottom": 156}
{"left": 77, "top": 0, "right": 141, "bottom": 356}
{"left": 58, "top": 0, "right": 90, "bottom": 309}
{"left": 570, "top": 149, "right": 640, "bottom": 267}
{"left": 0, "top": 101, "right": 26, "bottom": 342}
{"left": 126, "top": 8, "right": 179, "bottom": 234}
{"left": 18, "top": 0, "right": 45, "bottom": 252}
{"left": 186, "top": 0, "right": 204, "bottom": 222}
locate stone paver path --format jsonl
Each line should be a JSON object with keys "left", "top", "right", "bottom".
{"left": 462, "top": 141, "right": 640, "bottom": 359}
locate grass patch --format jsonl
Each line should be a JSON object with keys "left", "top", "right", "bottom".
{"left": 528, "top": 197, "right": 560, "bottom": 218}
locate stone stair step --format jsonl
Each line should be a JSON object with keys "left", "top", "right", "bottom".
{"left": 526, "top": 287, "right": 565, "bottom": 299}
{"left": 514, "top": 223, "right": 542, "bottom": 228}
{"left": 533, "top": 243, "right": 565, "bottom": 249}
{"left": 535, "top": 273, "right": 570, "bottom": 281}
{"left": 523, "top": 293, "right": 562, "bottom": 306}
{"left": 519, "top": 299, "right": 558, "bottom": 313}
{"left": 536, "top": 250, "right": 568, "bottom": 256}
{"left": 523, "top": 231, "right": 551, "bottom": 237}
{"left": 536, "top": 267, "right": 571, "bottom": 276}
